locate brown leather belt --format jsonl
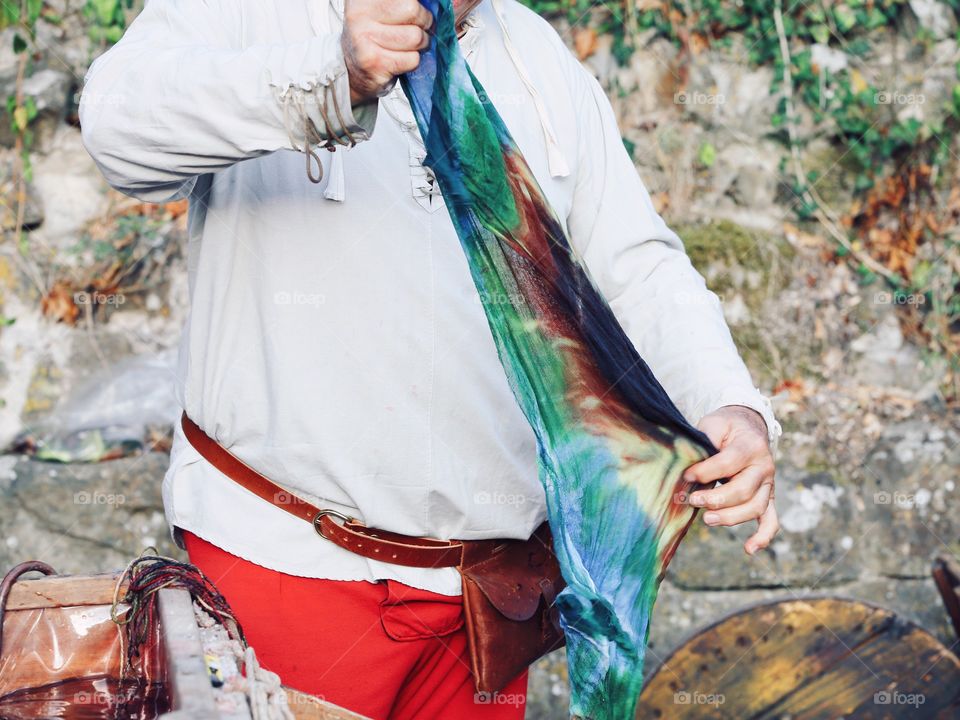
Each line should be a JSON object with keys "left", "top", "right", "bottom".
{"left": 180, "top": 413, "right": 464, "bottom": 569}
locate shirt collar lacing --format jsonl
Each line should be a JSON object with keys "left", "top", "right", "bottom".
{"left": 312, "top": 0, "right": 569, "bottom": 203}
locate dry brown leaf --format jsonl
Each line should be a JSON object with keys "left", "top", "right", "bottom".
{"left": 850, "top": 69, "right": 868, "bottom": 94}
{"left": 573, "top": 28, "right": 598, "bottom": 60}
{"left": 650, "top": 191, "right": 670, "bottom": 215}
{"left": 813, "top": 315, "right": 826, "bottom": 341}
{"left": 782, "top": 222, "right": 823, "bottom": 247}
{"left": 41, "top": 280, "right": 80, "bottom": 325}
{"left": 164, "top": 199, "right": 189, "bottom": 218}
{"left": 688, "top": 33, "right": 709, "bottom": 55}
{"left": 774, "top": 378, "right": 808, "bottom": 403}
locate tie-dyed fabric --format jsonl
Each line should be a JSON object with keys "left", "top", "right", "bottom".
{"left": 400, "top": 2, "right": 717, "bottom": 717}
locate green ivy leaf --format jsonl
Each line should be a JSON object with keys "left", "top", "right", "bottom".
{"left": 834, "top": 5, "right": 857, "bottom": 33}
{"left": 22, "top": 149, "right": 33, "bottom": 182}
{"left": 698, "top": 142, "right": 716, "bottom": 168}
{"left": 889, "top": 118, "right": 923, "bottom": 145}
{"left": 846, "top": 38, "right": 871, "bottom": 57}
{"left": 1, "top": 2, "right": 19, "bottom": 26}
{"left": 26, "top": 0, "right": 42, "bottom": 24}
{"left": 12, "top": 105, "right": 28, "bottom": 132}
{"left": 104, "top": 24, "right": 123, "bottom": 43}
{"left": 11, "top": 33, "right": 26, "bottom": 53}
{"left": 913, "top": 260, "right": 932, "bottom": 288}
{"left": 24, "top": 96, "right": 37, "bottom": 122}
{"left": 810, "top": 24, "right": 830, "bottom": 44}
{"left": 865, "top": 8, "right": 887, "bottom": 29}
{"left": 88, "top": 0, "right": 120, "bottom": 27}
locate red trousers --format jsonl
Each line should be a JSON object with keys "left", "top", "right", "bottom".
{"left": 183, "top": 531, "right": 528, "bottom": 720}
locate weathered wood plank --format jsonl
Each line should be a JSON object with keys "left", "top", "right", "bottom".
{"left": 157, "top": 587, "right": 228, "bottom": 720}
{"left": 286, "top": 689, "right": 372, "bottom": 720}
{"left": 636, "top": 597, "right": 960, "bottom": 719}
{"left": 5, "top": 572, "right": 126, "bottom": 610}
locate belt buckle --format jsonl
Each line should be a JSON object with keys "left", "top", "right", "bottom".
{"left": 313, "top": 508, "right": 352, "bottom": 539}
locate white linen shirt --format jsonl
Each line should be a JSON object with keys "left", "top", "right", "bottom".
{"left": 80, "top": 0, "right": 781, "bottom": 596}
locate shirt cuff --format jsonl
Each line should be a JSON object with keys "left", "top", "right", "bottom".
{"left": 694, "top": 388, "right": 783, "bottom": 455}
{"left": 272, "top": 38, "right": 379, "bottom": 152}
{"left": 306, "top": 60, "right": 379, "bottom": 144}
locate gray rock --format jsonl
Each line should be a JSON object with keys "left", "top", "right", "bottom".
{"left": 527, "top": 649, "right": 569, "bottom": 720}
{"left": 849, "top": 313, "right": 944, "bottom": 399}
{"left": 668, "top": 465, "right": 863, "bottom": 590}
{"left": 810, "top": 43, "right": 849, "bottom": 74}
{"left": 615, "top": 37, "right": 679, "bottom": 122}
{"left": 0, "top": 28, "right": 21, "bottom": 87}
{"left": 909, "top": 0, "right": 958, "bottom": 40}
{"left": 0, "top": 161, "right": 44, "bottom": 229}
{"left": 682, "top": 60, "right": 727, "bottom": 127}
{"left": 0, "top": 452, "right": 180, "bottom": 575}
{"left": 860, "top": 419, "right": 960, "bottom": 578}
{"left": 19, "top": 327, "right": 135, "bottom": 429}
{"left": 913, "top": 40, "right": 958, "bottom": 128}
{"left": 581, "top": 32, "right": 616, "bottom": 87}
{"left": 728, "top": 163, "right": 777, "bottom": 209}
{"left": 712, "top": 62, "right": 778, "bottom": 136}
{"left": 0, "top": 69, "right": 72, "bottom": 151}
{"left": 30, "top": 125, "right": 111, "bottom": 245}
{"left": 35, "top": 11, "right": 95, "bottom": 82}
{"left": 663, "top": 33, "right": 782, "bottom": 137}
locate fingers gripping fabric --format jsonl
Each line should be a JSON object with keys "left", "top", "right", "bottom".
{"left": 400, "top": 2, "right": 717, "bottom": 717}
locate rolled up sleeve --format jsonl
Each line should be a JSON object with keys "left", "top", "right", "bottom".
{"left": 79, "top": 0, "right": 377, "bottom": 202}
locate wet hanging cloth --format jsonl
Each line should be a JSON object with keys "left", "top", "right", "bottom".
{"left": 400, "top": 2, "right": 718, "bottom": 717}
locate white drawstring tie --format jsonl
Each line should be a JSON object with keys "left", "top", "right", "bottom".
{"left": 324, "top": 151, "right": 346, "bottom": 201}
{"left": 491, "top": 0, "right": 569, "bottom": 178}
{"left": 309, "top": 0, "right": 348, "bottom": 202}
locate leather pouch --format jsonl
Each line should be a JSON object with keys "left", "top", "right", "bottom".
{"left": 458, "top": 522, "right": 566, "bottom": 694}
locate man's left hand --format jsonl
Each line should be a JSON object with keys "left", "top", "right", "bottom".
{"left": 683, "top": 405, "right": 779, "bottom": 555}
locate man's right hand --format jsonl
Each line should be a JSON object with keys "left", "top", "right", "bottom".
{"left": 342, "top": 0, "right": 433, "bottom": 106}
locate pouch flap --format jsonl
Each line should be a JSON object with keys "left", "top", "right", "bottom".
{"left": 460, "top": 524, "right": 562, "bottom": 622}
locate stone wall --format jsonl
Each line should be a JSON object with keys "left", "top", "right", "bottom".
{"left": 0, "top": 4, "right": 958, "bottom": 720}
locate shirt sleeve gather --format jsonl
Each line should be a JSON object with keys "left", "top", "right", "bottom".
{"left": 270, "top": 38, "right": 378, "bottom": 180}
{"left": 79, "top": 0, "right": 377, "bottom": 201}
{"left": 565, "top": 62, "right": 782, "bottom": 453}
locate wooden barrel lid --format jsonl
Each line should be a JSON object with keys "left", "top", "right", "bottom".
{"left": 284, "top": 688, "right": 370, "bottom": 720}
{"left": 636, "top": 597, "right": 960, "bottom": 719}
